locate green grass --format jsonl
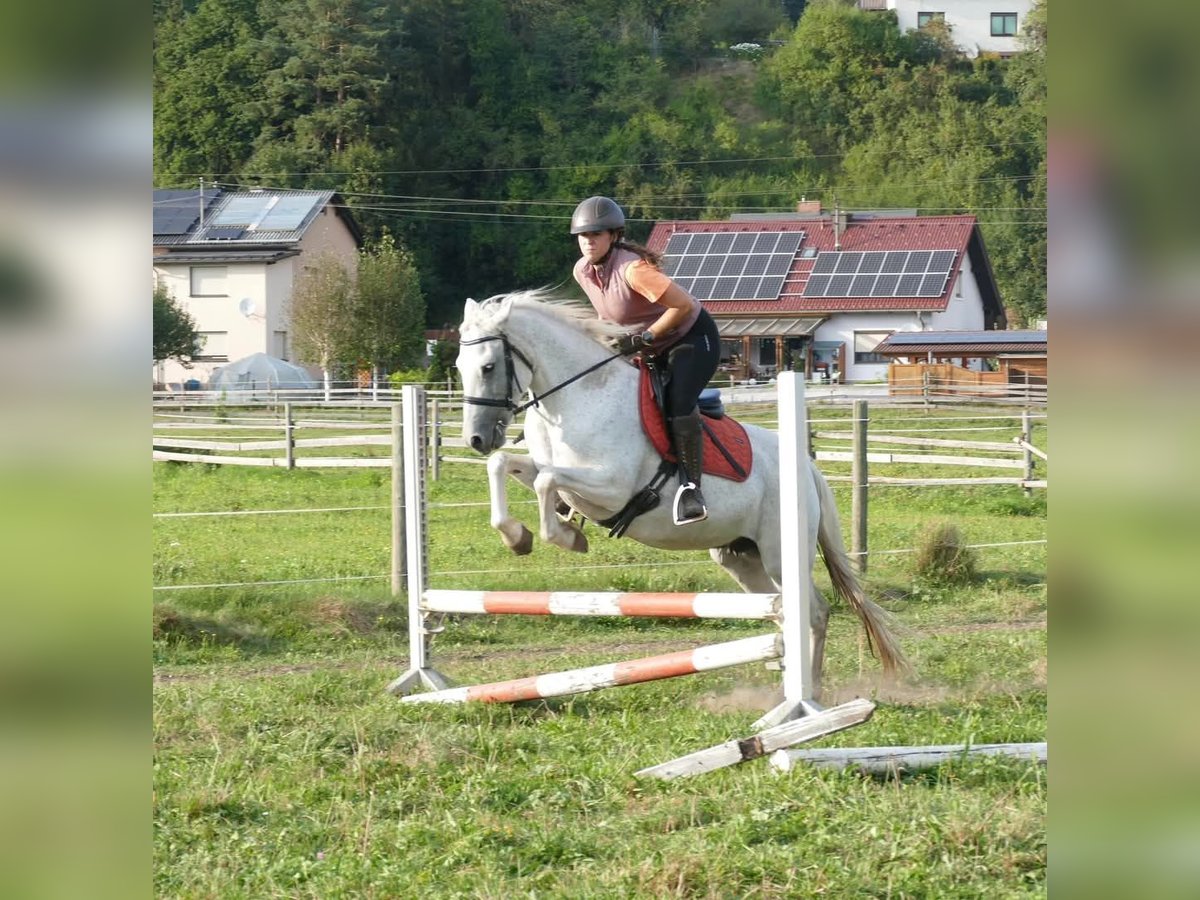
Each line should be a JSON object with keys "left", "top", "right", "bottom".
{"left": 154, "top": 402, "right": 1047, "bottom": 897}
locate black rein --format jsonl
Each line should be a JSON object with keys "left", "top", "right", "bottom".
{"left": 460, "top": 333, "right": 623, "bottom": 415}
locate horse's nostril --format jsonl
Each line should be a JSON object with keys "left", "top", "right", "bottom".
{"left": 470, "top": 435, "right": 485, "bottom": 453}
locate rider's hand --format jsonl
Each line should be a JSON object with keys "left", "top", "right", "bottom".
{"left": 613, "top": 332, "right": 648, "bottom": 356}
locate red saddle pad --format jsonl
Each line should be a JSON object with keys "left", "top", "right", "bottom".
{"left": 637, "top": 364, "right": 752, "bottom": 482}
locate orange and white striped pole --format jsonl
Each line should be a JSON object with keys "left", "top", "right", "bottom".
{"left": 422, "top": 590, "right": 779, "bottom": 620}
{"left": 399, "top": 633, "right": 782, "bottom": 705}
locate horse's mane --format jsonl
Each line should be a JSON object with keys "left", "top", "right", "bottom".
{"left": 480, "top": 288, "right": 626, "bottom": 346}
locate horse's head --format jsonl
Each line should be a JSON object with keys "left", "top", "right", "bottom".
{"left": 456, "top": 297, "right": 525, "bottom": 454}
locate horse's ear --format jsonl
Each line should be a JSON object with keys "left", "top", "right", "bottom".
{"left": 463, "top": 297, "right": 479, "bottom": 323}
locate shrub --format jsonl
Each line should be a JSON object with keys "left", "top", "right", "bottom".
{"left": 912, "top": 522, "right": 977, "bottom": 585}
{"left": 387, "top": 368, "right": 429, "bottom": 388}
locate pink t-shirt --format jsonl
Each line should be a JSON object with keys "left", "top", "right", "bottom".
{"left": 573, "top": 248, "right": 700, "bottom": 345}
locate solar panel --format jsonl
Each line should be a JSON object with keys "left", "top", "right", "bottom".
{"left": 803, "top": 248, "right": 961, "bottom": 298}
{"left": 811, "top": 254, "right": 838, "bottom": 275}
{"left": 675, "top": 277, "right": 694, "bottom": 292}
{"left": 776, "top": 233, "right": 803, "bottom": 256}
{"left": 872, "top": 273, "right": 900, "bottom": 296}
{"left": 258, "top": 194, "right": 322, "bottom": 231}
{"left": 905, "top": 251, "right": 932, "bottom": 273}
{"left": 708, "top": 233, "right": 735, "bottom": 254}
{"left": 918, "top": 273, "right": 946, "bottom": 296}
{"left": 660, "top": 231, "right": 805, "bottom": 300}
{"left": 806, "top": 274, "right": 831, "bottom": 297}
{"left": 835, "top": 252, "right": 862, "bottom": 274}
{"left": 858, "top": 252, "right": 885, "bottom": 274}
{"left": 665, "top": 234, "right": 691, "bottom": 255}
{"left": 851, "top": 274, "right": 876, "bottom": 295}
{"left": 828, "top": 274, "right": 854, "bottom": 296}
{"left": 757, "top": 276, "right": 786, "bottom": 299}
{"left": 764, "top": 255, "right": 792, "bottom": 277}
{"left": 720, "top": 256, "right": 746, "bottom": 277}
{"left": 731, "top": 233, "right": 757, "bottom": 253}
{"left": 214, "top": 195, "right": 271, "bottom": 226}
{"left": 929, "top": 250, "right": 957, "bottom": 271}
{"left": 737, "top": 276, "right": 761, "bottom": 297}
{"left": 742, "top": 255, "right": 768, "bottom": 277}
{"left": 713, "top": 277, "right": 739, "bottom": 299}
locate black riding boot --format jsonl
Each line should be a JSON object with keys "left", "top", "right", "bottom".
{"left": 669, "top": 409, "right": 708, "bottom": 525}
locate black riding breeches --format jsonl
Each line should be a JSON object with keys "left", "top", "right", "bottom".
{"left": 656, "top": 308, "right": 721, "bottom": 419}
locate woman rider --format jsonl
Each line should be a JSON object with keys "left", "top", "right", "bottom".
{"left": 570, "top": 195, "right": 721, "bottom": 526}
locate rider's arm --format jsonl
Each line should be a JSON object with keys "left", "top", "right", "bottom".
{"left": 624, "top": 261, "right": 698, "bottom": 341}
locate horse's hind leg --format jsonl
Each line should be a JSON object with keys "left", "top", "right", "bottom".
{"left": 710, "top": 540, "right": 777, "bottom": 593}
{"left": 486, "top": 451, "right": 536, "bottom": 555}
{"left": 752, "top": 537, "right": 829, "bottom": 703}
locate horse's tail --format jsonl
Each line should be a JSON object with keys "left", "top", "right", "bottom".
{"left": 812, "top": 464, "right": 909, "bottom": 678}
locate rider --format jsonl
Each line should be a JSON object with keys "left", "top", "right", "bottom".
{"left": 570, "top": 195, "right": 721, "bottom": 526}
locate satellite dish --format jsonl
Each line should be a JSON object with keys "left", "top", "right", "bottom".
{"left": 238, "top": 297, "right": 257, "bottom": 317}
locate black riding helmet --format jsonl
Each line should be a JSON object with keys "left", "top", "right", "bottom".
{"left": 570, "top": 196, "right": 625, "bottom": 235}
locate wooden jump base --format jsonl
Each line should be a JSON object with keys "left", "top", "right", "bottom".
{"left": 769, "top": 741, "right": 1047, "bottom": 775}
{"left": 400, "top": 634, "right": 781, "bottom": 705}
{"left": 422, "top": 589, "right": 779, "bottom": 620}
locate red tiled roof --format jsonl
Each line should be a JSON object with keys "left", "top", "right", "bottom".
{"left": 647, "top": 215, "right": 977, "bottom": 314}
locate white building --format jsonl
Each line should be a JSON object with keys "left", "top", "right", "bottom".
{"left": 860, "top": 0, "right": 1034, "bottom": 57}
{"left": 152, "top": 188, "right": 362, "bottom": 388}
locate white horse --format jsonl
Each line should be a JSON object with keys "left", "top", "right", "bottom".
{"left": 455, "top": 291, "right": 905, "bottom": 697}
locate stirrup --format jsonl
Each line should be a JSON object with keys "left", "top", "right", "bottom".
{"left": 672, "top": 483, "right": 708, "bottom": 525}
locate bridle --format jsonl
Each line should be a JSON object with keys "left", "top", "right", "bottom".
{"left": 460, "top": 332, "right": 624, "bottom": 415}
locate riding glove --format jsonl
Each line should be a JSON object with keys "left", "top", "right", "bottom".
{"left": 613, "top": 331, "right": 650, "bottom": 356}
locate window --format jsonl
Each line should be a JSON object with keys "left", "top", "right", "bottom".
{"left": 190, "top": 266, "right": 228, "bottom": 297}
{"left": 854, "top": 331, "right": 892, "bottom": 365}
{"left": 917, "top": 11, "right": 944, "bottom": 27}
{"left": 991, "top": 12, "right": 1018, "bottom": 36}
{"left": 273, "top": 330, "right": 289, "bottom": 361}
{"left": 195, "top": 331, "right": 229, "bottom": 361}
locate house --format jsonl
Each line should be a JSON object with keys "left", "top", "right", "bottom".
{"left": 152, "top": 187, "right": 363, "bottom": 387}
{"left": 646, "top": 202, "right": 1007, "bottom": 384}
{"left": 857, "top": 0, "right": 1033, "bottom": 57}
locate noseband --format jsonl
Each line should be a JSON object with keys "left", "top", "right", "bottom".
{"left": 460, "top": 332, "right": 624, "bottom": 415}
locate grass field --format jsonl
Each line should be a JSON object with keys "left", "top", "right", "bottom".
{"left": 153, "top": 401, "right": 1046, "bottom": 897}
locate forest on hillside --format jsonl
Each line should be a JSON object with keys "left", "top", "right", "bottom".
{"left": 153, "top": 0, "right": 1046, "bottom": 327}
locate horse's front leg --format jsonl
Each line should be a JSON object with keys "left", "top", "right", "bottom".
{"left": 486, "top": 451, "right": 539, "bottom": 555}
{"left": 530, "top": 464, "right": 631, "bottom": 554}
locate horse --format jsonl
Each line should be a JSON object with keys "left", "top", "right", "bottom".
{"left": 454, "top": 290, "right": 905, "bottom": 699}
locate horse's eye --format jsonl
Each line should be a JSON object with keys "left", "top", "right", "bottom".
{"left": 482, "top": 363, "right": 495, "bottom": 375}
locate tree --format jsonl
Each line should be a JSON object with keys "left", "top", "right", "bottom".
{"left": 153, "top": 285, "right": 201, "bottom": 364}
{"left": 352, "top": 233, "right": 426, "bottom": 378}
{"left": 288, "top": 252, "right": 357, "bottom": 400}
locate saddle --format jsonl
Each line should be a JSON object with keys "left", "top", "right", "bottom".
{"left": 597, "top": 354, "right": 754, "bottom": 538}
{"left": 637, "top": 359, "right": 752, "bottom": 482}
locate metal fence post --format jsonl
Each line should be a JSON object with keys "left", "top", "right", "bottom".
{"left": 283, "top": 402, "right": 295, "bottom": 469}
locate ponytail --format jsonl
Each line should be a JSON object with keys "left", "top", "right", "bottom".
{"left": 614, "top": 237, "right": 662, "bottom": 269}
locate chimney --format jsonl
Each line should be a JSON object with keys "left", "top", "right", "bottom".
{"left": 833, "top": 203, "right": 848, "bottom": 251}
{"left": 796, "top": 198, "right": 822, "bottom": 215}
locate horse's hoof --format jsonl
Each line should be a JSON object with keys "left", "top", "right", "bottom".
{"left": 508, "top": 525, "right": 534, "bottom": 556}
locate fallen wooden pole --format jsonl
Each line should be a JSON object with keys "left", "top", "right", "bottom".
{"left": 769, "top": 741, "right": 1047, "bottom": 774}
{"left": 634, "top": 698, "right": 875, "bottom": 781}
